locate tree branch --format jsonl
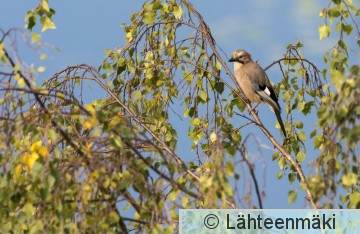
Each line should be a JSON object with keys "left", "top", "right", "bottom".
{"left": 183, "top": 0, "right": 318, "bottom": 209}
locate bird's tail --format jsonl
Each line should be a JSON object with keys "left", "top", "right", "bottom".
{"left": 258, "top": 92, "right": 287, "bottom": 138}
{"left": 274, "top": 109, "right": 287, "bottom": 138}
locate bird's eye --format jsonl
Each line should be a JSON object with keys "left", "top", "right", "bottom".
{"left": 239, "top": 55, "right": 243, "bottom": 58}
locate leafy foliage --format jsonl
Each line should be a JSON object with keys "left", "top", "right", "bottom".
{"left": 0, "top": 0, "right": 359, "bottom": 232}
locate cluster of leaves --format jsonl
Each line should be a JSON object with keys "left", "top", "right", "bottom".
{"left": 25, "top": 0, "right": 56, "bottom": 32}
{"left": 99, "top": 0, "right": 242, "bottom": 217}
{"left": 264, "top": 42, "right": 329, "bottom": 203}
{"left": 315, "top": 0, "right": 359, "bottom": 208}
{"left": 0, "top": 0, "right": 359, "bottom": 232}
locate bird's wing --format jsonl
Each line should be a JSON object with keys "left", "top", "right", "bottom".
{"left": 245, "top": 63, "right": 280, "bottom": 110}
{"left": 246, "top": 63, "right": 287, "bottom": 137}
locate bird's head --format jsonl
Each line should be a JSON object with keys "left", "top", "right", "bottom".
{"left": 228, "top": 49, "right": 252, "bottom": 64}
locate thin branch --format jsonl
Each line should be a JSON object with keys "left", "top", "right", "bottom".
{"left": 123, "top": 140, "right": 199, "bottom": 198}
{"left": 238, "top": 145, "right": 263, "bottom": 209}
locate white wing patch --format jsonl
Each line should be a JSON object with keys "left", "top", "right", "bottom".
{"left": 264, "top": 87, "right": 271, "bottom": 96}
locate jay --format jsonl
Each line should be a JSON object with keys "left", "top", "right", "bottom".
{"left": 229, "top": 49, "right": 287, "bottom": 137}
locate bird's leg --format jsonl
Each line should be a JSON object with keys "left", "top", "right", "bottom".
{"left": 248, "top": 103, "right": 260, "bottom": 115}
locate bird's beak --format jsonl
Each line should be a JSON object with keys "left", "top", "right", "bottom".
{"left": 228, "top": 58, "right": 235, "bottom": 62}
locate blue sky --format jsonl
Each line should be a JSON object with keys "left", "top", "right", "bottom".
{"left": 1, "top": 0, "right": 357, "bottom": 209}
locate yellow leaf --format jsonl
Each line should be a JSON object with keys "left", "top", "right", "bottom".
{"left": 216, "top": 61, "right": 222, "bottom": 71}
{"left": 85, "top": 184, "right": 91, "bottom": 191}
{"left": 319, "top": 9, "right": 327, "bottom": 18}
{"left": 15, "top": 164, "right": 23, "bottom": 178}
{"left": 31, "top": 140, "right": 43, "bottom": 152}
{"left": 38, "top": 146, "right": 48, "bottom": 157}
{"left": 42, "top": 0, "right": 50, "bottom": 11}
{"left": 82, "top": 191, "right": 91, "bottom": 204}
{"left": 342, "top": 173, "right": 357, "bottom": 187}
{"left": 164, "top": 37, "right": 169, "bottom": 46}
{"left": 14, "top": 64, "right": 20, "bottom": 72}
{"left": 41, "top": 16, "right": 56, "bottom": 32}
{"left": 91, "top": 171, "right": 99, "bottom": 180}
{"left": 86, "top": 142, "right": 93, "bottom": 152}
{"left": 84, "top": 120, "right": 92, "bottom": 130}
{"left": 134, "top": 212, "right": 140, "bottom": 220}
{"left": 31, "top": 32, "right": 41, "bottom": 43}
{"left": 37, "top": 66, "right": 46, "bottom": 72}
{"left": 182, "top": 197, "right": 189, "bottom": 207}
{"left": 18, "top": 78, "right": 25, "bottom": 88}
{"left": 21, "top": 223, "right": 28, "bottom": 231}
{"left": 190, "top": 118, "right": 200, "bottom": 126}
{"left": 23, "top": 152, "right": 39, "bottom": 169}
{"left": 210, "top": 132, "right": 217, "bottom": 142}
{"left": 85, "top": 104, "right": 95, "bottom": 112}
{"left": 14, "top": 73, "right": 20, "bottom": 81}
{"left": 319, "top": 25, "right": 331, "bottom": 40}
{"left": 40, "top": 54, "right": 47, "bottom": 60}
{"left": 173, "top": 5, "right": 183, "bottom": 19}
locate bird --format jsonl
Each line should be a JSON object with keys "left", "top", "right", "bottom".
{"left": 228, "top": 49, "right": 287, "bottom": 138}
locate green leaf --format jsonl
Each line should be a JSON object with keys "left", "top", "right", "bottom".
{"left": 327, "top": 7, "right": 341, "bottom": 18}
{"left": 183, "top": 108, "right": 189, "bottom": 118}
{"left": 288, "top": 190, "right": 297, "bottom": 204}
{"left": 319, "top": 25, "right": 331, "bottom": 40}
{"left": 23, "top": 203, "right": 35, "bottom": 217}
{"left": 310, "top": 130, "right": 317, "bottom": 139}
{"left": 278, "top": 157, "right": 286, "bottom": 169}
{"left": 296, "top": 151, "right": 306, "bottom": 162}
{"left": 144, "top": 11, "right": 156, "bottom": 25}
{"left": 230, "top": 131, "right": 241, "bottom": 142}
{"left": 29, "top": 220, "right": 44, "bottom": 234}
{"left": 342, "top": 24, "right": 353, "bottom": 35}
{"left": 133, "top": 90, "right": 142, "bottom": 102}
{"left": 25, "top": 11, "right": 37, "bottom": 30}
{"left": 272, "top": 152, "right": 280, "bottom": 161}
{"left": 288, "top": 173, "right": 296, "bottom": 184}
{"left": 283, "top": 90, "right": 293, "bottom": 102}
{"left": 295, "top": 121, "right": 303, "bottom": 129}
{"left": 349, "top": 192, "right": 360, "bottom": 208}
{"left": 168, "top": 190, "right": 179, "bottom": 202}
{"left": 173, "top": 5, "right": 183, "bottom": 19}
{"left": 40, "top": 16, "right": 56, "bottom": 32}
{"left": 298, "top": 131, "right": 306, "bottom": 142}
{"left": 214, "top": 81, "right": 224, "bottom": 94}
{"left": 225, "top": 162, "right": 234, "bottom": 176}
{"left": 313, "top": 134, "right": 324, "bottom": 149}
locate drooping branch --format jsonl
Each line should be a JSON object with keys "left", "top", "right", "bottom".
{"left": 182, "top": 0, "right": 318, "bottom": 209}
